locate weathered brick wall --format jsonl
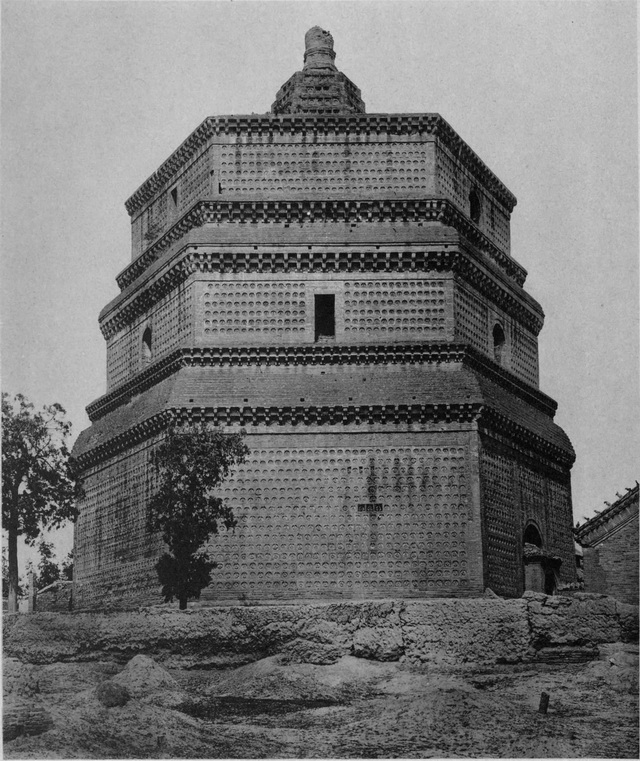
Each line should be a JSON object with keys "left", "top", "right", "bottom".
{"left": 196, "top": 274, "right": 454, "bottom": 347}
{"left": 480, "top": 446, "right": 520, "bottom": 597}
{"left": 130, "top": 137, "right": 440, "bottom": 262}
{"left": 129, "top": 126, "right": 514, "bottom": 263}
{"left": 206, "top": 430, "right": 483, "bottom": 602}
{"left": 582, "top": 514, "right": 639, "bottom": 605}
{"left": 217, "top": 140, "right": 437, "bottom": 198}
{"left": 74, "top": 438, "right": 163, "bottom": 610}
{"left": 511, "top": 323, "right": 539, "bottom": 387}
{"left": 453, "top": 280, "right": 539, "bottom": 387}
{"left": 435, "top": 141, "right": 511, "bottom": 253}
{"left": 106, "top": 281, "right": 194, "bottom": 390}
{"left": 546, "top": 478, "right": 576, "bottom": 576}
{"left": 104, "top": 268, "right": 538, "bottom": 393}
{"left": 131, "top": 146, "right": 215, "bottom": 260}
{"left": 479, "top": 437, "right": 575, "bottom": 597}
{"left": 74, "top": 428, "right": 485, "bottom": 610}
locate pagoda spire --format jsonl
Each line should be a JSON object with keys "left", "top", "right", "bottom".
{"left": 303, "top": 26, "right": 337, "bottom": 70}
{"left": 271, "top": 27, "right": 365, "bottom": 115}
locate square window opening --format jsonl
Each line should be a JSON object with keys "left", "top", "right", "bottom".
{"left": 314, "top": 294, "right": 335, "bottom": 342}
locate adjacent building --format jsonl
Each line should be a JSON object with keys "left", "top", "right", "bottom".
{"left": 72, "top": 28, "right": 576, "bottom": 609}
{"left": 575, "top": 484, "right": 639, "bottom": 606}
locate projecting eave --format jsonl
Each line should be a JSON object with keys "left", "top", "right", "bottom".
{"left": 115, "top": 195, "right": 528, "bottom": 295}
{"left": 105, "top": 216, "right": 462, "bottom": 322}
{"left": 124, "top": 112, "right": 517, "bottom": 218}
{"left": 73, "top": 357, "right": 572, "bottom": 470}
{"left": 100, "top": 218, "right": 540, "bottom": 342}
{"left": 574, "top": 484, "right": 639, "bottom": 546}
{"left": 72, "top": 373, "right": 176, "bottom": 460}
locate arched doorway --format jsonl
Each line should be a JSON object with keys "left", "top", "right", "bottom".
{"left": 523, "top": 523, "right": 560, "bottom": 595}
{"left": 523, "top": 523, "right": 542, "bottom": 548}
{"left": 142, "top": 326, "right": 152, "bottom": 365}
{"left": 492, "top": 323, "right": 506, "bottom": 365}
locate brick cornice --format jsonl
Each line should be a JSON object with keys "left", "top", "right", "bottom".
{"left": 74, "top": 402, "right": 482, "bottom": 470}
{"left": 103, "top": 245, "right": 537, "bottom": 344}
{"left": 124, "top": 113, "right": 516, "bottom": 217}
{"left": 116, "top": 198, "right": 526, "bottom": 292}
{"left": 75, "top": 396, "right": 571, "bottom": 473}
{"left": 102, "top": 256, "right": 195, "bottom": 338}
{"left": 87, "top": 351, "right": 186, "bottom": 420}
{"left": 87, "top": 342, "right": 556, "bottom": 423}
{"left": 478, "top": 407, "right": 575, "bottom": 468}
{"left": 74, "top": 411, "right": 175, "bottom": 471}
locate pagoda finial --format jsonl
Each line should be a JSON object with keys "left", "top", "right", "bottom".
{"left": 303, "top": 26, "right": 336, "bottom": 69}
{"left": 271, "top": 26, "right": 365, "bottom": 115}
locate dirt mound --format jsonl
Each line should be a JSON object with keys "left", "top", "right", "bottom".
{"left": 3, "top": 649, "right": 638, "bottom": 758}
{"left": 111, "top": 654, "right": 178, "bottom": 697}
{"left": 203, "top": 654, "right": 370, "bottom": 701}
{"left": 200, "top": 654, "right": 470, "bottom": 703}
{"left": 580, "top": 643, "right": 639, "bottom": 691}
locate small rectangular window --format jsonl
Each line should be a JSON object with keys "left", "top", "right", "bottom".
{"left": 314, "top": 294, "right": 335, "bottom": 341}
{"left": 170, "top": 187, "right": 178, "bottom": 207}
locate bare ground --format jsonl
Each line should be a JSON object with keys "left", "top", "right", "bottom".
{"left": 4, "top": 651, "right": 638, "bottom": 759}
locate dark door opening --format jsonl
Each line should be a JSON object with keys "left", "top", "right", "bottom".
{"left": 469, "top": 189, "right": 481, "bottom": 223}
{"left": 523, "top": 523, "right": 542, "bottom": 548}
{"left": 544, "top": 569, "right": 556, "bottom": 595}
{"left": 314, "top": 294, "right": 335, "bottom": 341}
{"left": 493, "top": 323, "right": 506, "bottom": 364}
{"left": 142, "top": 326, "right": 152, "bottom": 364}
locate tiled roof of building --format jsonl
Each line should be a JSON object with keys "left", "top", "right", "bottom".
{"left": 574, "top": 483, "right": 639, "bottom": 546}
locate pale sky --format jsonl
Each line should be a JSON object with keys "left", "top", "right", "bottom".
{"left": 1, "top": 0, "right": 638, "bottom": 571}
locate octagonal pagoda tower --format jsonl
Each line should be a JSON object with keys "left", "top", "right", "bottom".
{"left": 72, "top": 28, "right": 575, "bottom": 608}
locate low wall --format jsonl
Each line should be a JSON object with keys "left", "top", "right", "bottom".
{"left": 36, "top": 581, "right": 73, "bottom": 613}
{"left": 3, "top": 592, "right": 637, "bottom": 669}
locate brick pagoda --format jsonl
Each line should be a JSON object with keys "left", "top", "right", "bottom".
{"left": 72, "top": 27, "right": 576, "bottom": 608}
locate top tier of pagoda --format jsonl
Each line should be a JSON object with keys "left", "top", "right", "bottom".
{"left": 271, "top": 27, "right": 365, "bottom": 115}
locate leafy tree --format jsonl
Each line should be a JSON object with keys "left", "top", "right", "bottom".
{"left": 35, "top": 539, "right": 62, "bottom": 590}
{"left": 61, "top": 550, "right": 74, "bottom": 581}
{"left": 147, "top": 424, "right": 249, "bottom": 610}
{"left": 2, "top": 393, "right": 79, "bottom": 613}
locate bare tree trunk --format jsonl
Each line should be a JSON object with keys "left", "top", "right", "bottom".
{"left": 28, "top": 570, "right": 37, "bottom": 613}
{"left": 179, "top": 595, "right": 187, "bottom": 610}
{"left": 7, "top": 522, "right": 19, "bottom": 614}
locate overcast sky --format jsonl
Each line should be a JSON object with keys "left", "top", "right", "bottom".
{"left": 2, "top": 0, "right": 638, "bottom": 569}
